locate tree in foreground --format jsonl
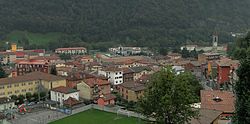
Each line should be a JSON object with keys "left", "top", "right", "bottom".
{"left": 50, "top": 65, "right": 57, "bottom": 75}
{"left": 138, "top": 68, "right": 200, "bottom": 124}
{"left": 234, "top": 58, "right": 250, "bottom": 123}
{"left": 0, "top": 65, "right": 7, "bottom": 78}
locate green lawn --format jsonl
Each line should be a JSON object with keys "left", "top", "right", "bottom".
{"left": 4, "top": 30, "right": 64, "bottom": 46}
{"left": 49, "top": 109, "right": 145, "bottom": 124}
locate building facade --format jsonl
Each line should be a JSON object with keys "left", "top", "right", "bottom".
{"left": 118, "top": 82, "right": 145, "bottom": 102}
{"left": 0, "top": 72, "right": 66, "bottom": 98}
{"left": 15, "top": 60, "right": 50, "bottom": 76}
{"left": 55, "top": 47, "right": 87, "bottom": 55}
{"left": 50, "top": 86, "right": 79, "bottom": 106}
{"left": 98, "top": 67, "right": 123, "bottom": 85}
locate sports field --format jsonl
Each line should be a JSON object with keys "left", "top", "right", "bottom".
{"left": 49, "top": 109, "right": 145, "bottom": 124}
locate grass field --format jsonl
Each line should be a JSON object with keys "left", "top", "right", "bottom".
{"left": 49, "top": 109, "right": 145, "bottom": 124}
{"left": 4, "top": 30, "right": 64, "bottom": 46}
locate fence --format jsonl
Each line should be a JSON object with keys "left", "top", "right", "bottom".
{"left": 70, "top": 104, "right": 147, "bottom": 119}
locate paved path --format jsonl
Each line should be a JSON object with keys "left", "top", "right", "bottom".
{"left": 10, "top": 109, "right": 67, "bottom": 124}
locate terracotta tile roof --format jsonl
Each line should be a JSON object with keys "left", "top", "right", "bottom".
{"left": 32, "top": 56, "right": 60, "bottom": 61}
{"left": 84, "top": 78, "right": 110, "bottom": 87}
{"left": 201, "top": 90, "right": 235, "bottom": 113}
{"left": 120, "top": 81, "right": 146, "bottom": 91}
{"left": 122, "top": 68, "right": 134, "bottom": 74}
{"left": 63, "top": 97, "right": 79, "bottom": 106}
{"left": 189, "top": 109, "right": 223, "bottom": 124}
{"left": 0, "top": 71, "right": 65, "bottom": 85}
{"left": 100, "top": 94, "right": 116, "bottom": 101}
{"left": 217, "top": 60, "right": 239, "bottom": 67}
{"left": 102, "top": 67, "right": 123, "bottom": 72}
{"left": 190, "top": 61, "right": 201, "bottom": 67}
{"left": 136, "top": 74, "right": 152, "bottom": 84}
{"left": 130, "top": 66, "right": 152, "bottom": 73}
{"left": 16, "top": 60, "right": 48, "bottom": 65}
{"left": 51, "top": 86, "right": 79, "bottom": 94}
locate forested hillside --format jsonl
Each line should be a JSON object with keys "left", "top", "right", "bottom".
{"left": 0, "top": 0, "right": 250, "bottom": 50}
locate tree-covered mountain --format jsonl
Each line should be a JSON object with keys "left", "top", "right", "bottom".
{"left": 0, "top": 0, "right": 249, "bottom": 50}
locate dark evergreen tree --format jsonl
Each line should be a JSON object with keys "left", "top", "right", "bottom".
{"left": 50, "top": 65, "right": 57, "bottom": 75}
{"left": 0, "top": 65, "right": 7, "bottom": 78}
{"left": 234, "top": 59, "right": 250, "bottom": 123}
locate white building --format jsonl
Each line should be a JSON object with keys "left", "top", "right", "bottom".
{"left": 180, "top": 45, "right": 198, "bottom": 51}
{"left": 50, "top": 86, "right": 79, "bottom": 106}
{"left": 109, "top": 46, "right": 142, "bottom": 56}
{"left": 172, "top": 66, "right": 185, "bottom": 75}
{"left": 55, "top": 47, "right": 87, "bottom": 55}
{"left": 98, "top": 67, "right": 123, "bottom": 85}
{"left": 0, "top": 97, "right": 15, "bottom": 112}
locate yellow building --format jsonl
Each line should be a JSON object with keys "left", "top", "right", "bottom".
{"left": 0, "top": 71, "right": 66, "bottom": 98}
{"left": 11, "top": 43, "right": 17, "bottom": 52}
{"left": 118, "top": 82, "right": 145, "bottom": 102}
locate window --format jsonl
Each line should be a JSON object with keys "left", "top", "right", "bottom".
{"left": 21, "top": 83, "right": 26, "bottom": 86}
{"left": 119, "top": 72, "right": 122, "bottom": 74}
{"left": 28, "top": 82, "right": 33, "bottom": 85}
{"left": 0, "top": 92, "right": 5, "bottom": 96}
{"left": 22, "top": 89, "right": 26, "bottom": 92}
{"left": 116, "top": 81, "right": 118, "bottom": 84}
{"left": 15, "top": 90, "right": 19, "bottom": 93}
{"left": 126, "top": 95, "right": 128, "bottom": 99}
{"left": 126, "top": 90, "right": 128, "bottom": 93}
{"left": 29, "top": 88, "right": 33, "bottom": 91}
{"left": 8, "top": 91, "right": 12, "bottom": 95}
{"left": 0, "top": 86, "right": 4, "bottom": 89}
{"left": 116, "top": 73, "right": 118, "bottom": 75}
{"left": 7, "top": 84, "right": 12, "bottom": 88}
{"left": 14, "top": 84, "right": 19, "bottom": 87}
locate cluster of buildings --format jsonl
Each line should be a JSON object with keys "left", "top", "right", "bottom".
{"left": 0, "top": 41, "right": 240, "bottom": 124}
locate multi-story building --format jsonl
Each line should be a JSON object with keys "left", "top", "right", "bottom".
{"left": 198, "top": 53, "right": 220, "bottom": 64}
{"left": 0, "top": 71, "right": 66, "bottom": 98}
{"left": 0, "top": 52, "right": 16, "bottom": 64}
{"left": 55, "top": 47, "right": 87, "bottom": 55}
{"left": 98, "top": 67, "right": 123, "bottom": 85}
{"left": 77, "top": 77, "right": 111, "bottom": 100}
{"left": 50, "top": 86, "right": 79, "bottom": 106}
{"left": 15, "top": 60, "right": 50, "bottom": 76}
{"left": 217, "top": 60, "right": 239, "bottom": 85}
{"left": 118, "top": 81, "right": 145, "bottom": 102}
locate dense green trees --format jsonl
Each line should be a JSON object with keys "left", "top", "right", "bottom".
{"left": 231, "top": 32, "right": 250, "bottom": 59}
{"left": 234, "top": 59, "right": 250, "bottom": 123}
{"left": 0, "top": 0, "right": 249, "bottom": 50}
{"left": 138, "top": 68, "right": 201, "bottom": 123}
{"left": 0, "top": 65, "right": 7, "bottom": 78}
{"left": 50, "top": 65, "right": 57, "bottom": 75}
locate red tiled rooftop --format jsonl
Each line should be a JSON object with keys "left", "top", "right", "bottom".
{"left": 201, "top": 90, "right": 235, "bottom": 113}
{"left": 64, "top": 97, "right": 79, "bottom": 106}
{"left": 84, "top": 78, "right": 110, "bottom": 87}
{"left": 100, "top": 94, "right": 116, "bottom": 101}
{"left": 51, "top": 86, "right": 79, "bottom": 94}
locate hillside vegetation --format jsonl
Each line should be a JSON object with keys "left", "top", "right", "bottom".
{"left": 0, "top": 0, "right": 249, "bottom": 50}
